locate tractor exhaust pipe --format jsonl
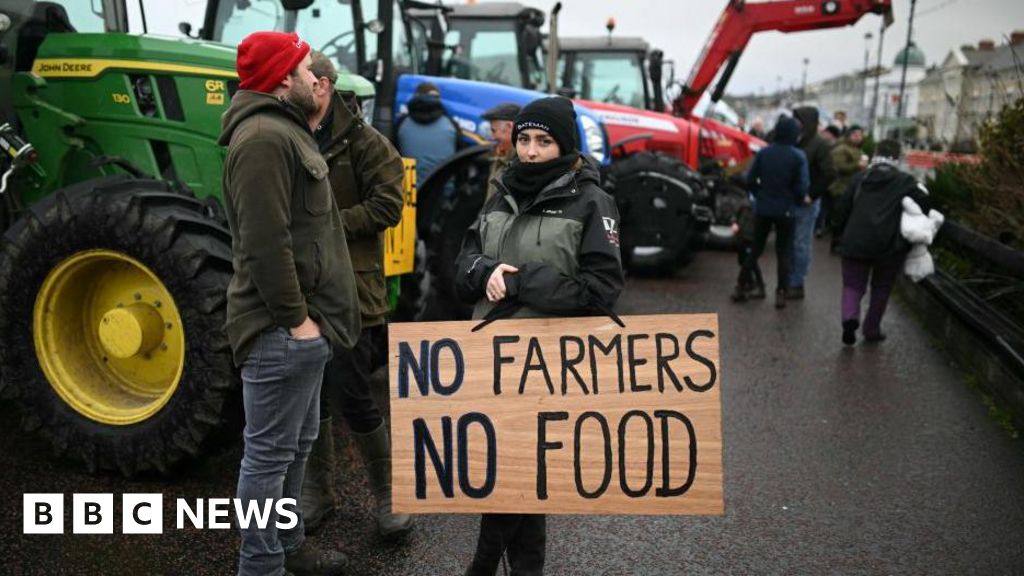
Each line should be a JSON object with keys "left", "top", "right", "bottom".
{"left": 546, "top": 2, "right": 562, "bottom": 94}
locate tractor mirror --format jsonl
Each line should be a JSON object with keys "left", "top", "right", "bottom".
{"left": 178, "top": 22, "right": 196, "bottom": 38}
{"left": 648, "top": 49, "right": 663, "bottom": 84}
{"left": 280, "top": 0, "right": 315, "bottom": 10}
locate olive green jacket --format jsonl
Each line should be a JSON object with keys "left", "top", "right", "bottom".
{"left": 485, "top": 148, "right": 515, "bottom": 201}
{"left": 219, "top": 91, "right": 360, "bottom": 365}
{"left": 830, "top": 139, "right": 864, "bottom": 198}
{"left": 318, "top": 91, "right": 404, "bottom": 326}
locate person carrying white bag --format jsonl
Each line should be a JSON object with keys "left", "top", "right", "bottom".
{"left": 832, "top": 139, "right": 935, "bottom": 346}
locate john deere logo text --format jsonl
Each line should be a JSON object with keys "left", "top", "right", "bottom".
{"left": 35, "top": 62, "right": 93, "bottom": 74}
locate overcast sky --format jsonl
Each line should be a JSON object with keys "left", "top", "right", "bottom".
{"left": 512, "top": 0, "right": 1024, "bottom": 96}
{"left": 160, "top": 0, "right": 1024, "bottom": 95}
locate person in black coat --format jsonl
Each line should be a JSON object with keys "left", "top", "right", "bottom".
{"left": 832, "top": 139, "right": 931, "bottom": 345}
{"left": 743, "top": 115, "right": 810, "bottom": 308}
{"left": 456, "top": 96, "right": 624, "bottom": 576}
{"left": 789, "top": 106, "right": 837, "bottom": 299}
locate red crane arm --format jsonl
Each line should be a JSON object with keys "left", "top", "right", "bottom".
{"left": 674, "top": 0, "right": 893, "bottom": 117}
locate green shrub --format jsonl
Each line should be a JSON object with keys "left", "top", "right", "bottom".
{"left": 928, "top": 97, "right": 1024, "bottom": 330}
{"left": 927, "top": 163, "right": 974, "bottom": 220}
{"left": 962, "top": 97, "right": 1024, "bottom": 248}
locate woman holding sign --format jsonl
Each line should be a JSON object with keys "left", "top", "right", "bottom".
{"left": 455, "top": 96, "right": 625, "bottom": 575}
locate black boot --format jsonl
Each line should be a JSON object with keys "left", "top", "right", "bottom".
{"left": 301, "top": 418, "right": 336, "bottom": 533}
{"left": 842, "top": 319, "right": 859, "bottom": 346}
{"left": 775, "top": 289, "right": 787, "bottom": 309}
{"left": 353, "top": 421, "right": 414, "bottom": 539}
{"left": 284, "top": 541, "right": 348, "bottom": 576}
{"left": 730, "top": 284, "right": 748, "bottom": 302}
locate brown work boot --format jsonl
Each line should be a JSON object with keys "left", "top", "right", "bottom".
{"left": 301, "top": 418, "right": 337, "bottom": 533}
{"left": 284, "top": 541, "right": 348, "bottom": 576}
{"left": 353, "top": 421, "right": 415, "bottom": 540}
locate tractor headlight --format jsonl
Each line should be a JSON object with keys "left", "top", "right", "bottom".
{"left": 580, "top": 114, "right": 606, "bottom": 164}
{"left": 479, "top": 120, "right": 494, "bottom": 141}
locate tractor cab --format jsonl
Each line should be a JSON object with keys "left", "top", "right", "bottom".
{"left": 412, "top": 2, "right": 546, "bottom": 91}
{"left": 555, "top": 36, "right": 662, "bottom": 112}
{"left": 199, "top": 0, "right": 426, "bottom": 137}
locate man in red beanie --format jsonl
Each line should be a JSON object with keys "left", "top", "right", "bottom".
{"left": 219, "top": 31, "right": 359, "bottom": 576}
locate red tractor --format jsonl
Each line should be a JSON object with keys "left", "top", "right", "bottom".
{"left": 429, "top": 0, "right": 893, "bottom": 270}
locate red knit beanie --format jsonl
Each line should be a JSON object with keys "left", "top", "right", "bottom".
{"left": 236, "top": 31, "right": 311, "bottom": 94}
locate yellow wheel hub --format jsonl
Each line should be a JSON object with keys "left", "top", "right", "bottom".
{"left": 33, "top": 250, "right": 186, "bottom": 425}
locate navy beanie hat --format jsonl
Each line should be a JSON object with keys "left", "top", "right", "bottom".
{"left": 512, "top": 96, "right": 579, "bottom": 154}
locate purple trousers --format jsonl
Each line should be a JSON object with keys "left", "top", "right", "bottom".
{"left": 841, "top": 254, "right": 905, "bottom": 338}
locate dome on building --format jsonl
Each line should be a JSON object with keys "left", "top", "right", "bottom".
{"left": 894, "top": 43, "right": 926, "bottom": 67}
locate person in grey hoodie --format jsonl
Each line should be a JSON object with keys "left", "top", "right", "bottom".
{"left": 789, "top": 106, "right": 836, "bottom": 299}
{"left": 743, "top": 115, "right": 810, "bottom": 308}
{"left": 220, "top": 32, "right": 358, "bottom": 576}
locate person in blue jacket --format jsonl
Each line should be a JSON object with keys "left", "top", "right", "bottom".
{"left": 742, "top": 115, "right": 810, "bottom": 309}
{"left": 396, "top": 81, "right": 460, "bottom": 191}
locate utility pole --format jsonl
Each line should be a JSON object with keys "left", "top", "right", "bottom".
{"left": 862, "top": 32, "right": 873, "bottom": 126}
{"left": 801, "top": 57, "right": 809, "bottom": 101}
{"left": 896, "top": 0, "right": 918, "bottom": 120}
{"left": 870, "top": 18, "right": 886, "bottom": 138}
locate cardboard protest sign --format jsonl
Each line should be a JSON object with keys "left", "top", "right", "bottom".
{"left": 389, "top": 314, "right": 723, "bottom": 515}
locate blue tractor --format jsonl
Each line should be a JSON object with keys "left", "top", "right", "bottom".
{"left": 199, "top": 0, "right": 609, "bottom": 319}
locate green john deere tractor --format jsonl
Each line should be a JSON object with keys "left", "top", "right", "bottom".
{"left": 0, "top": 0, "right": 385, "bottom": 475}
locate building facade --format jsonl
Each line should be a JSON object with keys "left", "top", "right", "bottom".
{"left": 905, "top": 33, "right": 1023, "bottom": 148}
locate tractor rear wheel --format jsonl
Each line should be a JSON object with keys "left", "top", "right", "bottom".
{"left": 0, "top": 175, "right": 238, "bottom": 475}
{"left": 608, "top": 152, "right": 709, "bottom": 275}
{"left": 419, "top": 153, "right": 491, "bottom": 321}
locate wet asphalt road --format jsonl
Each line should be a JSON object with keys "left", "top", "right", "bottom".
{"left": 2, "top": 239, "right": 1023, "bottom": 576}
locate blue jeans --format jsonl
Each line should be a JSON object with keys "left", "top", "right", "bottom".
{"left": 789, "top": 198, "right": 821, "bottom": 288}
{"left": 237, "top": 327, "right": 331, "bottom": 576}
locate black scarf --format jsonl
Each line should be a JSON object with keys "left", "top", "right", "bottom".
{"left": 503, "top": 152, "right": 579, "bottom": 204}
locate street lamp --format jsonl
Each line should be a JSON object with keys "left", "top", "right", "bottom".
{"left": 870, "top": 19, "right": 886, "bottom": 138}
{"left": 897, "top": 0, "right": 918, "bottom": 121}
{"left": 862, "top": 32, "right": 873, "bottom": 125}
{"left": 801, "top": 57, "right": 809, "bottom": 101}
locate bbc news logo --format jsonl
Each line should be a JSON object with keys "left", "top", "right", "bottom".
{"left": 23, "top": 494, "right": 297, "bottom": 534}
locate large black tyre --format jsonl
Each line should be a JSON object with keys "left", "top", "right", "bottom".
{"left": 392, "top": 238, "right": 429, "bottom": 322}
{"left": 418, "top": 150, "right": 492, "bottom": 321}
{"left": 608, "top": 151, "right": 708, "bottom": 275}
{"left": 697, "top": 168, "right": 746, "bottom": 251}
{"left": 0, "top": 175, "right": 239, "bottom": 475}
{"left": 421, "top": 178, "right": 487, "bottom": 321}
